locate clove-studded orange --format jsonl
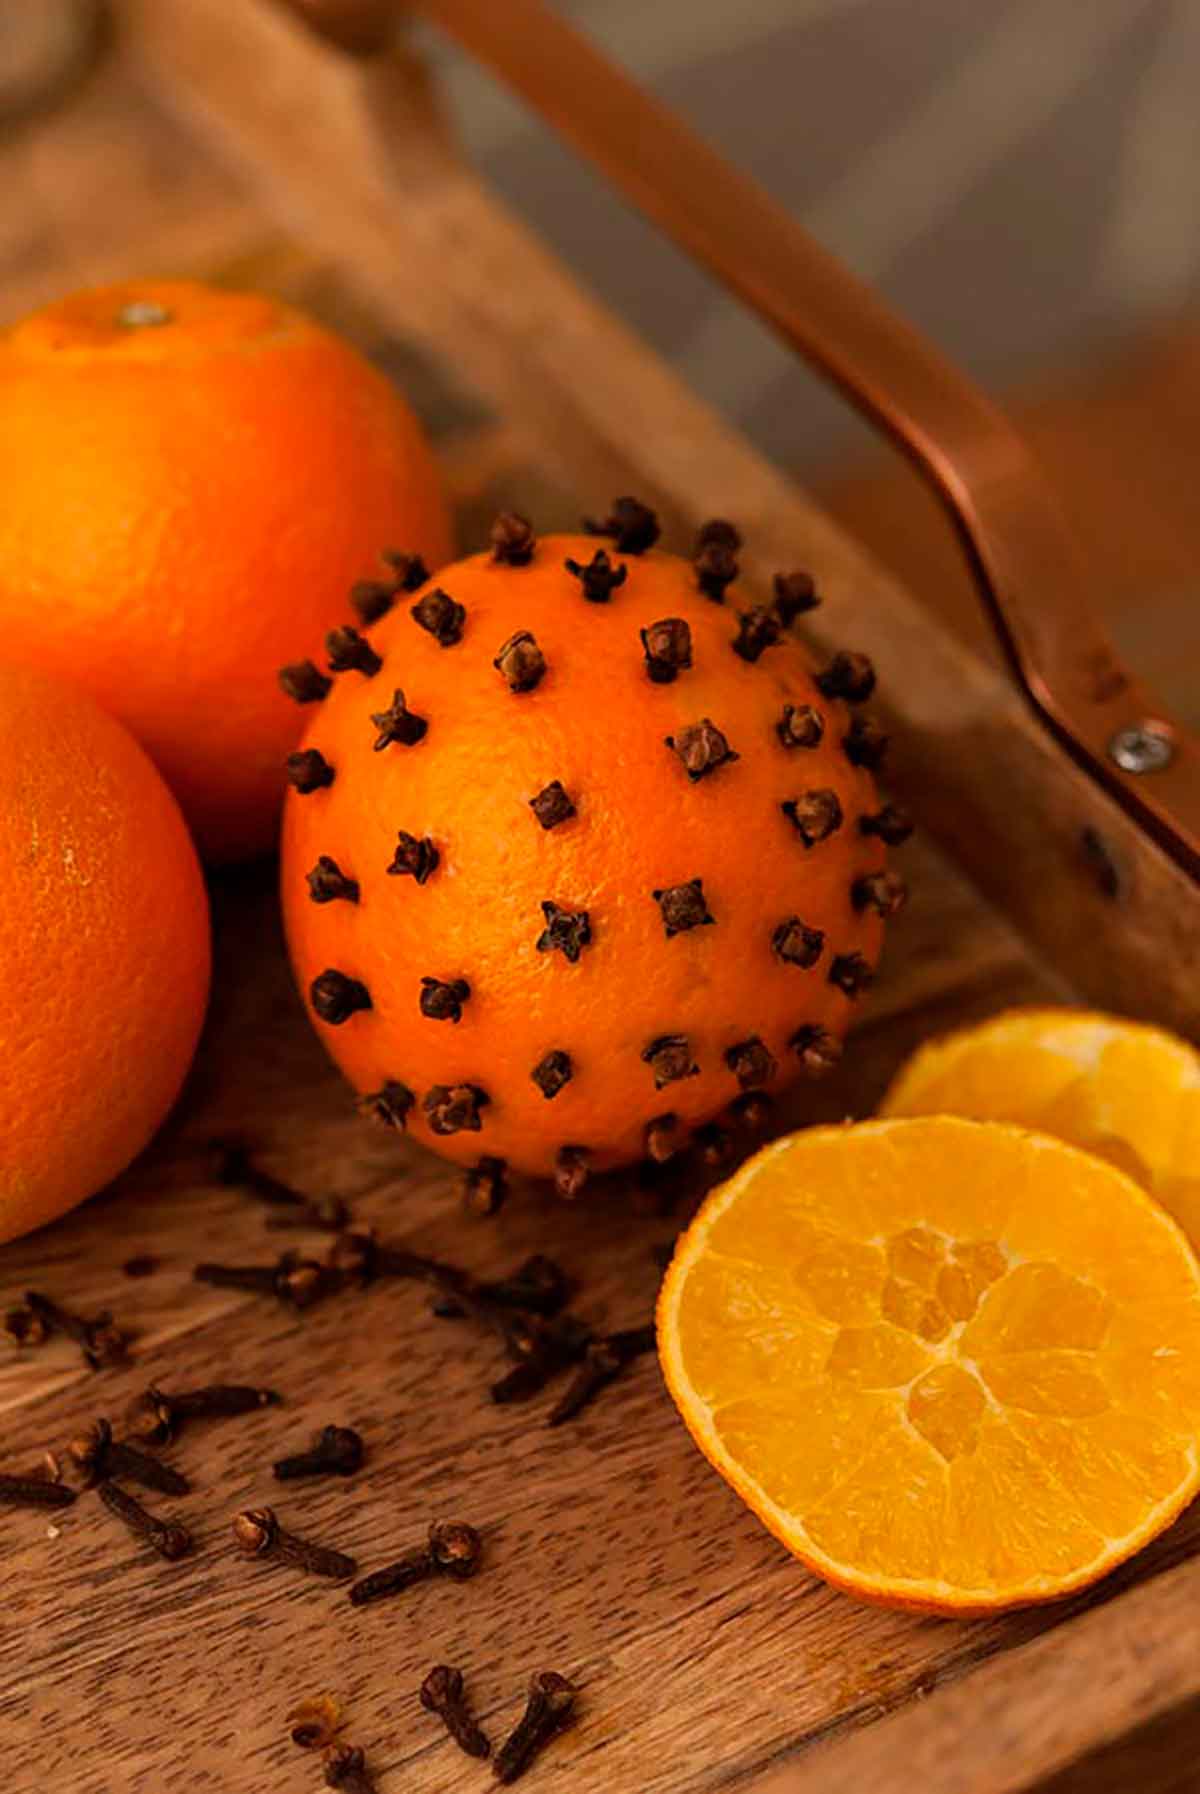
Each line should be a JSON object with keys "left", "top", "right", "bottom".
{"left": 281, "top": 505, "right": 908, "bottom": 1192}
{"left": 0, "top": 280, "right": 452, "bottom": 861}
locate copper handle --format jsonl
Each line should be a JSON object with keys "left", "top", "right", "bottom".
{"left": 281, "top": 0, "right": 1200, "bottom": 881}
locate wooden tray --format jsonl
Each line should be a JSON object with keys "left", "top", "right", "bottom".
{"left": 1, "top": 7, "right": 1197, "bottom": 1791}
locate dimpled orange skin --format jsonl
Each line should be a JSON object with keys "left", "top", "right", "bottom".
{"left": 0, "top": 280, "right": 453, "bottom": 862}
{"left": 0, "top": 663, "right": 211, "bottom": 1245}
{"left": 281, "top": 531, "right": 890, "bottom": 1180}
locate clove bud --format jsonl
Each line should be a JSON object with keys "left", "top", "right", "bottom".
{"left": 286, "top": 748, "right": 335, "bottom": 793}
{"left": 278, "top": 660, "right": 332, "bottom": 704}
{"left": 326, "top": 626, "right": 382, "bottom": 677}
{"left": 585, "top": 496, "right": 659, "bottom": 553}
{"left": 640, "top": 617, "right": 692, "bottom": 683}
{"left": 563, "top": 549, "right": 626, "bottom": 603}
{"left": 665, "top": 718, "right": 738, "bottom": 781}
{"left": 411, "top": 587, "right": 466, "bottom": 647}
{"left": 490, "top": 512, "right": 537, "bottom": 565}
{"left": 652, "top": 877, "right": 714, "bottom": 936}
{"left": 781, "top": 789, "right": 844, "bottom": 848}
{"left": 493, "top": 630, "right": 546, "bottom": 693}
{"left": 306, "top": 857, "right": 359, "bottom": 905}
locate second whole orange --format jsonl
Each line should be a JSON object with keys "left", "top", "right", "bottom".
{"left": 0, "top": 662, "right": 210, "bottom": 1245}
{"left": 0, "top": 280, "right": 453, "bottom": 860}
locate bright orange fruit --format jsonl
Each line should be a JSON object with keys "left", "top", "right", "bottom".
{"left": 658, "top": 1117, "right": 1200, "bottom": 1614}
{"left": 881, "top": 1008, "right": 1200, "bottom": 1245}
{"left": 280, "top": 508, "right": 905, "bottom": 1190}
{"left": 0, "top": 662, "right": 210, "bottom": 1244}
{"left": 0, "top": 280, "right": 452, "bottom": 860}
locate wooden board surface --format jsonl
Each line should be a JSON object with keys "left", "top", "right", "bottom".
{"left": 0, "top": 13, "right": 1198, "bottom": 1794}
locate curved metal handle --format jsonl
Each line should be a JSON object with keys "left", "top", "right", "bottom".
{"left": 281, "top": 0, "right": 1200, "bottom": 880}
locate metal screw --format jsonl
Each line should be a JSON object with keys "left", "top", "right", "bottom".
{"left": 1108, "top": 721, "right": 1174, "bottom": 774}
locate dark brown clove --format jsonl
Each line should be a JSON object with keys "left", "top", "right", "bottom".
{"left": 731, "top": 606, "right": 782, "bottom": 662}
{"left": 724, "top": 1037, "right": 778, "bottom": 1090}
{"left": 420, "top": 976, "right": 471, "bottom": 1023}
{"left": 772, "top": 570, "right": 820, "bottom": 624}
{"left": 463, "top": 1156, "right": 509, "bottom": 1217}
{"left": 233, "top": 1505, "right": 356, "bottom": 1580}
{"left": 4, "top": 1305, "right": 49, "bottom": 1349}
{"left": 274, "top": 1425, "right": 364, "bottom": 1482}
{"left": 424, "top": 1084, "right": 490, "bottom": 1136}
{"left": 279, "top": 659, "right": 332, "bottom": 704}
{"left": 99, "top": 1481, "right": 192, "bottom": 1560}
{"left": 357, "top": 1081, "right": 415, "bottom": 1130}
{"left": 531, "top": 1050, "right": 573, "bottom": 1100}
{"left": 553, "top": 1146, "right": 591, "bottom": 1202}
{"left": 434, "top": 1256, "right": 571, "bottom": 1320}
{"left": 548, "top": 1324, "right": 656, "bottom": 1426}
{"left": 694, "top": 1122, "right": 733, "bottom": 1168}
{"left": 286, "top": 748, "right": 335, "bottom": 793}
{"left": 386, "top": 830, "right": 439, "bottom": 884}
{"left": 493, "top": 630, "right": 546, "bottom": 693}
{"left": 411, "top": 587, "right": 466, "bottom": 646}
{"left": 212, "top": 1139, "right": 349, "bottom": 1232}
{"left": 859, "top": 804, "right": 914, "bottom": 845}
{"left": 350, "top": 578, "right": 399, "bottom": 626}
{"left": 772, "top": 917, "right": 825, "bottom": 968}
{"left": 490, "top": 512, "right": 537, "bottom": 565}
{"left": 829, "top": 951, "right": 875, "bottom": 997}
{"left": 311, "top": 970, "right": 372, "bottom": 1025}
{"left": 695, "top": 518, "right": 741, "bottom": 553}
{"left": 776, "top": 703, "right": 824, "bottom": 750}
{"left": 652, "top": 876, "right": 713, "bottom": 937}
{"left": 67, "top": 1420, "right": 189, "bottom": 1495}
{"left": 306, "top": 856, "right": 360, "bottom": 905}
{"left": 732, "top": 1089, "right": 774, "bottom": 1133}
{"left": 781, "top": 789, "right": 844, "bottom": 847}
{"left": 194, "top": 1252, "right": 333, "bottom": 1310}
{"left": 490, "top": 1313, "right": 594, "bottom": 1402}
{"left": 852, "top": 870, "right": 908, "bottom": 917}
{"left": 421, "top": 1664, "right": 491, "bottom": 1760}
{"left": 586, "top": 496, "right": 659, "bottom": 553}
{"left": 493, "top": 1670, "right": 578, "bottom": 1784}
{"left": 370, "top": 689, "right": 427, "bottom": 750}
{"left": 324, "top": 1746, "right": 376, "bottom": 1793}
{"left": 327, "top": 626, "right": 382, "bottom": 678}
{"left": 348, "top": 1518, "right": 481, "bottom": 1607}
{"left": 383, "top": 549, "right": 432, "bottom": 591}
{"left": 643, "top": 1113, "right": 681, "bottom": 1164}
{"left": 665, "top": 717, "right": 738, "bottom": 781}
{"left": 0, "top": 1471, "right": 75, "bottom": 1510}
{"left": 125, "top": 1382, "right": 280, "bottom": 1447}
{"left": 536, "top": 901, "right": 592, "bottom": 963}
{"left": 24, "top": 1292, "right": 128, "bottom": 1371}
{"left": 817, "top": 651, "right": 876, "bottom": 704}
{"left": 641, "top": 1035, "right": 699, "bottom": 1088}
{"left": 529, "top": 781, "right": 576, "bottom": 830}
{"left": 694, "top": 538, "right": 739, "bottom": 602}
{"left": 564, "top": 549, "right": 626, "bottom": 603}
{"left": 122, "top": 1256, "right": 159, "bottom": 1278}
{"left": 843, "top": 716, "right": 889, "bottom": 768}
{"left": 790, "top": 1024, "right": 844, "bottom": 1076}
{"left": 640, "top": 617, "right": 692, "bottom": 683}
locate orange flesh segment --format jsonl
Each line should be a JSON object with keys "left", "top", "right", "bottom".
{"left": 657, "top": 1117, "right": 1200, "bottom": 1614}
{"left": 880, "top": 1008, "right": 1200, "bottom": 1247}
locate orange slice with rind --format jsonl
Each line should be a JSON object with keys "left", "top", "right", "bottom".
{"left": 657, "top": 1117, "right": 1200, "bottom": 1614}
{"left": 880, "top": 1008, "right": 1200, "bottom": 1245}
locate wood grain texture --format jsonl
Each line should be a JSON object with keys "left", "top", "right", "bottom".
{"left": 0, "top": 15, "right": 1197, "bottom": 1793}
{"left": 125, "top": 0, "right": 1200, "bottom": 1041}
{"left": 762, "top": 1552, "right": 1200, "bottom": 1793}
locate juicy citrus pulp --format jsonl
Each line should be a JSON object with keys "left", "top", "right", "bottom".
{"left": 657, "top": 1117, "right": 1200, "bottom": 1613}
{"left": 881, "top": 1009, "right": 1200, "bottom": 1245}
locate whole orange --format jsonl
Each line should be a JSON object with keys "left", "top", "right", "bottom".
{"left": 281, "top": 505, "right": 908, "bottom": 1195}
{"left": 0, "top": 280, "right": 453, "bottom": 860}
{"left": 0, "top": 662, "right": 211, "bottom": 1244}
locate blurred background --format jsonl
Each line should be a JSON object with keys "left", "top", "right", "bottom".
{"left": 2, "top": 0, "right": 1197, "bottom": 717}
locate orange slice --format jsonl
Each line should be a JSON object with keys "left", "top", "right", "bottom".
{"left": 657, "top": 1117, "right": 1200, "bottom": 1614}
{"left": 880, "top": 1008, "right": 1200, "bottom": 1244}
